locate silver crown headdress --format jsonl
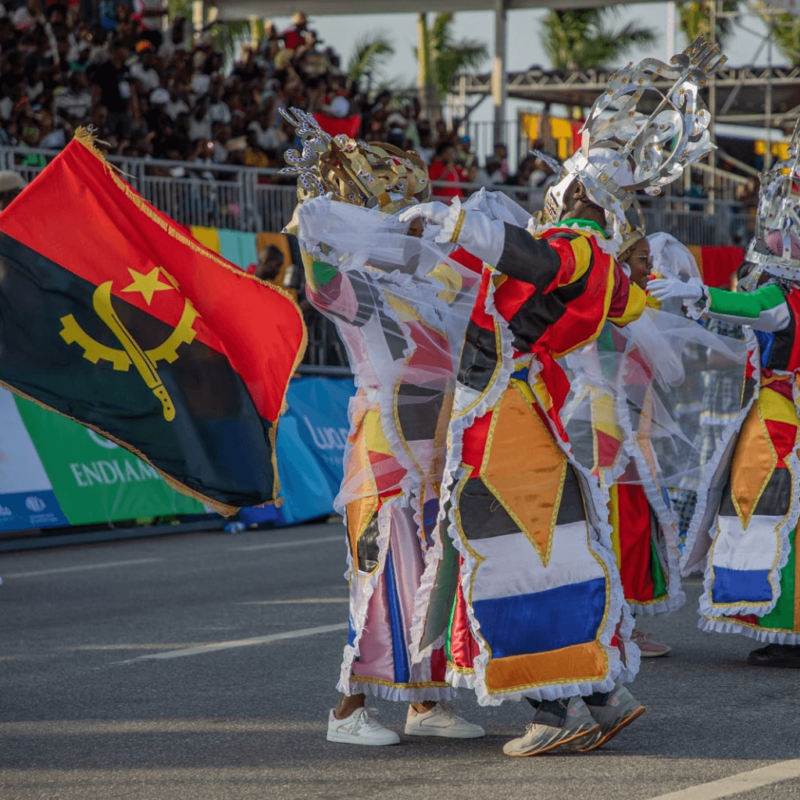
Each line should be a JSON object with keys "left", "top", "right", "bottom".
{"left": 279, "top": 107, "right": 430, "bottom": 212}
{"left": 743, "top": 121, "right": 800, "bottom": 283}
{"left": 544, "top": 36, "right": 726, "bottom": 238}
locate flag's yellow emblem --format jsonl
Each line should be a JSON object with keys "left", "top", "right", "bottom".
{"left": 59, "top": 268, "right": 199, "bottom": 422}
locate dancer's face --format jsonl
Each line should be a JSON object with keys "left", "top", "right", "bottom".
{"left": 623, "top": 238, "right": 652, "bottom": 290}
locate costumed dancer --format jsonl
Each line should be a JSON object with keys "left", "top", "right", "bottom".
{"left": 281, "top": 110, "right": 485, "bottom": 745}
{"left": 402, "top": 38, "right": 726, "bottom": 756}
{"left": 652, "top": 123, "right": 800, "bottom": 669}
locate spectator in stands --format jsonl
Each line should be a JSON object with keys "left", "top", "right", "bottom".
{"left": 429, "top": 140, "right": 465, "bottom": 202}
{"left": 494, "top": 141, "right": 509, "bottom": 180}
{"left": 90, "top": 42, "right": 131, "bottom": 140}
{"left": 55, "top": 69, "right": 92, "bottom": 125}
{"left": 130, "top": 39, "right": 159, "bottom": 91}
{"left": 280, "top": 11, "right": 309, "bottom": 53}
{"left": 0, "top": 170, "right": 25, "bottom": 210}
{"left": 248, "top": 244, "right": 284, "bottom": 282}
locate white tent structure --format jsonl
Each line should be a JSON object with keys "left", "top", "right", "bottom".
{"left": 209, "top": 0, "right": 652, "bottom": 139}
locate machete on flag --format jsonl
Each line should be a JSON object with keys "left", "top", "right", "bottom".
{"left": 0, "top": 130, "right": 306, "bottom": 514}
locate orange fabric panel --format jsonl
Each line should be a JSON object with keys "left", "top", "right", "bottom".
{"left": 731, "top": 400, "right": 777, "bottom": 527}
{"left": 482, "top": 383, "right": 566, "bottom": 566}
{"left": 485, "top": 641, "right": 608, "bottom": 693}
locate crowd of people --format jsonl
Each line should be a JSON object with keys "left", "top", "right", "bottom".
{"left": 0, "top": 2, "right": 543, "bottom": 189}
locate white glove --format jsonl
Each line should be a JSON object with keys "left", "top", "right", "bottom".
{"left": 648, "top": 277, "right": 706, "bottom": 303}
{"left": 397, "top": 201, "right": 451, "bottom": 228}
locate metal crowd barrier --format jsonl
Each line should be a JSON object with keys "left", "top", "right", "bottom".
{"left": 0, "top": 146, "right": 752, "bottom": 246}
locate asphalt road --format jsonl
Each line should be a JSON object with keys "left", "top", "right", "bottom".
{"left": 1, "top": 520, "right": 799, "bottom": 800}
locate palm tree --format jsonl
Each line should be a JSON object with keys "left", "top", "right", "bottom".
{"left": 348, "top": 32, "right": 395, "bottom": 86}
{"left": 755, "top": 2, "right": 800, "bottom": 64}
{"left": 540, "top": 8, "right": 656, "bottom": 71}
{"left": 416, "top": 12, "right": 488, "bottom": 118}
{"left": 676, "top": 1, "right": 738, "bottom": 48}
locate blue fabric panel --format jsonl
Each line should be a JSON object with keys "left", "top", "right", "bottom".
{"left": 472, "top": 578, "right": 607, "bottom": 658}
{"left": 218, "top": 229, "right": 257, "bottom": 270}
{"left": 711, "top": 566, "right": 773, "bottom": 604}
{"left": 755, "top": 330, "right": 775, "bottom": 368}
{"left": 384, "top": 547, "right": 411, "bottom": 684}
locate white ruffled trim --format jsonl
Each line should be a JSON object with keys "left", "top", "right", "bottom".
{"left": 436, "top": 196, "right": 463, "bottom": 244}
{"left": 680, "top": 330, "right": 761, "bottom": 577}
{"left": 337, "top": 501, "right": 393, "bottom": 696}
{"left": 409, "top": 274, "right": 516, "bottom": 668}
{"left": 611, "top": 340, "right": 686, "bottom": 617}
{"left": 697, "top": 366, "right": 800, "bottom": 621}
{"left": 350, "top": 682, "right": 456, "bottom": 702}
{"left": 416, "top": 274, "right": 639, "bottom": 704}
{"left": 525, "top": 217, "right": 622, "bottom": 257}
{"left": 698, "top": 615, "right": 800, "bottom": 646}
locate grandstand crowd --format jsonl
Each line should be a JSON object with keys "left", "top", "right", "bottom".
{"left": 0, "top": 3, "right": 560, "bottom": 192}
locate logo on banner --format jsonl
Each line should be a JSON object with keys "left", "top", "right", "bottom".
{"left": 59, "top": 268, "right": 199, "bottom": 423}
{"left": 0, "top": 505, "right": 11, "bottom": 517}
{"left": 25, "top": 496, "right": 46, "bottom": 512}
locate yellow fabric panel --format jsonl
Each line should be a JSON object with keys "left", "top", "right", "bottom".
{"left": 550, "top": 118, "right": 573, "bottom": 161}
{"left": 481, "top": 383, "right": 567, "bottom": 566}
{"left": 364, "top": 407, "right": 393, "bottom": 457}
{"left": 609, "top": 282, "right": 647, "bottom": 327}
{"left": 731, "top": 399, "right": 777, "bottom": 528}
{"left": 191, "top": 226, "right": 221, "bottom": 253}
{"left": 485, "top": 641, "right": 608, "bottom": 693}
{"left": 608, "top": 483, "right": 622, "bottom": 569}
{"left": 384, "top": 291, "right": 421, "bottom": 323}
{"left": 760, "top": 384, "right": 798, "bottom": 427}
{"left": 426, "top": 263, "right": 463, "bottom": 305}
{"left": 556, "top": 234, "right": 592, "bottom": 287}
{"left": 344, "top": 413, "right": 379, "bottom": 562}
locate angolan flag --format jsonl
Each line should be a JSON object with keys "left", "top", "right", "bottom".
{"left": 0, "top": 131, "right": 306, "bottom": 514}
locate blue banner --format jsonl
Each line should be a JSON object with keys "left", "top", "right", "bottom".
{"left": 239, "top": 376, "right": 353, "bottom": 527}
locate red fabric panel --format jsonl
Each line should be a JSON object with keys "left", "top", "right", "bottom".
{"left": 785, "top": 288, "right": 800, "bottom": 373}
{"left": 0, "top": 139, "right": 304, "bottom": 422}
{"left": 765, "top": 422, "right": 798, "bottom": 469}
{"left": 430, "top": 646, "right": 447, "bottom": 682}
{"left": 450, "top": 580, "right": 479, "bottom": 669}
{"left": 699, "top": 246, "right": 745, "bottom": 288}
{"left": 460, "top": 411, "right": 493, "bottom": 477}
{"left": 616, "top": 483, "right": 655, "bottom": 603}
{"left": 312, "top": 112, "right": 362, "bottom": 139}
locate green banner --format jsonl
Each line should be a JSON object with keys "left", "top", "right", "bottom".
{"left": 14, "top": 397, "right": 204, "bottom": 525}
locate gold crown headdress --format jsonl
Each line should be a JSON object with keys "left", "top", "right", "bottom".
{"left": 279, "top": 107, "right": 431, "bottom": 213}
{"left": 744, "top": 121, "right": 800, "bottom": 282}
{"left": 544, "top": 36, "right": 726, "bottom": 233}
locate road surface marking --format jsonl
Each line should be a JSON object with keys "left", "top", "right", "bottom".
{"left": 122, "top": 623, "right": 348, "bottom": 662}
{"left": 235, "top": 535, "right": 341, "bottom": 551}
{"left": 650, "top": 759, "right": 800, "bottom": 799}
{"left": 3, "top": 558, "right": 159, "bottom": 579}
{"left": 243, "top": 598, "right": 348, "bottom": 605}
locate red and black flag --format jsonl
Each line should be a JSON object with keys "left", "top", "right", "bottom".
{"left": 0, "top": 132, "right": 306, "bottom": 514}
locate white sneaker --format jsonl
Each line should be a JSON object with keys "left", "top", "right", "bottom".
{"left": 503, "top": 697, "right": 599, "bottom": 757}
{"left": 563, "top": 684, "right": 645, "bottom": 752}
{"left": 404, "top": 701, "right": 485, "bottom": 738}
{"left": 326, "top": 707, "right": 400, "bottom": 746}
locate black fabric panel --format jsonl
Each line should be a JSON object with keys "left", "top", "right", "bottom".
{"left": 495, "top": 222, "right": 562, "bottom": 287}
{"left": 458, "top": 477, "right": 521, "bottom": 541}
{"left": 507, "top": 248, "right": 593, "bottom": 351}
{"left": 396, "top": 383, "right": 444, "bottom": 443}
{"left": 344, "top": 272, "right": 408, "bottom": 361}
{"left": 720, "top": 467, "right": 793, "bottom": 518}
{"left": 555, "top": 465, "right": 586, "bottom": 525}
{"left": 0, "top": 231, "right": 275, "bottom": 506}
{"left": 356, "top": 515, "right": 381, "bottom": 572}
{"left": 767, "top": 312, "right": 796, "bottom": 372}
{"left": 457, "top": 320, "right": 499, "bottom": 393}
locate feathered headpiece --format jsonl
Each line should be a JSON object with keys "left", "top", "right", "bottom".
{"left": 279, "top": 107, "right": 431, "bottom": 213}
{"left": 744, "top": 121, "right": 800, "bottom": 283}
{"left": 544, "top": 36, "right": 726, "bottom": 237}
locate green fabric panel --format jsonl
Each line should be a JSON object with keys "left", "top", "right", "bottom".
{"left": 560, "top": 217, "right": 607, "bottom": 237}
{"left": 760, "top": 529, "right": 797, "bottom": 631}
{"left": 312, "top": 259, "right": 338, "bottom": 287}
{"left": 650, "top": 539, "right": 668, "bottom": 600}
{"left": 708, "top": 283, "right": 785, "bottom": 320}
{"left": 445, "top": 594, "right": 457, "bottom": 663}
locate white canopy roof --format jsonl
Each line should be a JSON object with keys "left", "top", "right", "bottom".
{"left": 213, "top": 0, "right": 645, "bottom": 22}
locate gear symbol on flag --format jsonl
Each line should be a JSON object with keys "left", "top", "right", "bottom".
{"left": 59, "top": 281, "right": 200, "bottom": 421}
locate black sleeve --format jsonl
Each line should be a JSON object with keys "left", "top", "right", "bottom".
{"left": 493, "top": 222, "right": 564, "bottom": 288}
